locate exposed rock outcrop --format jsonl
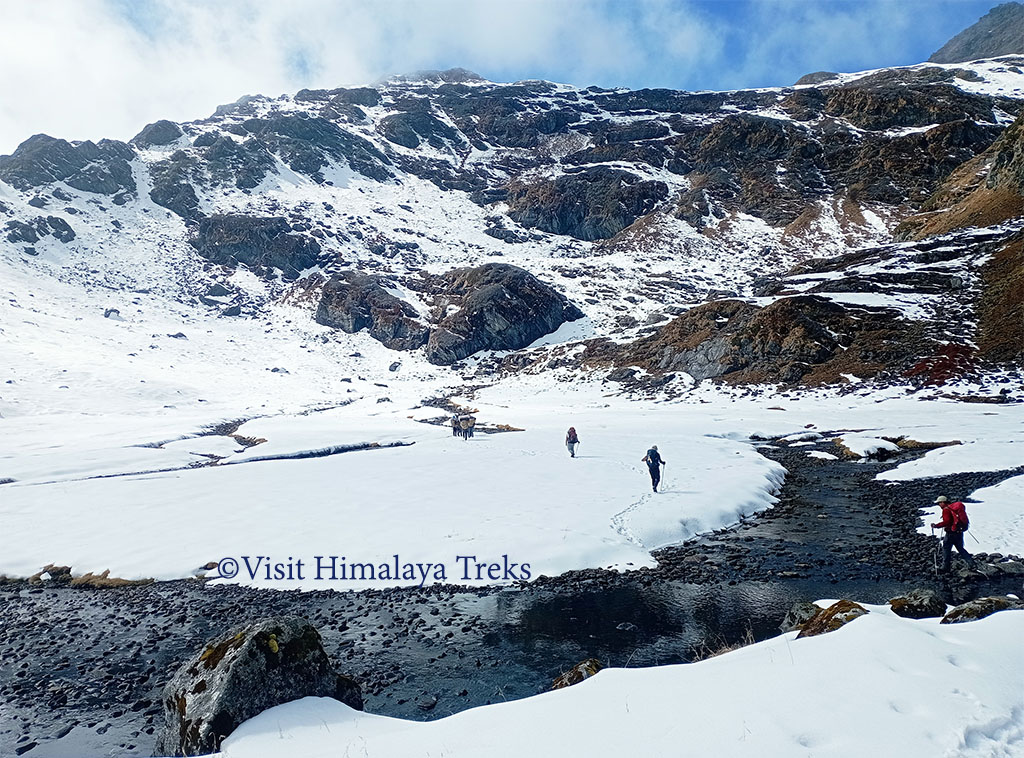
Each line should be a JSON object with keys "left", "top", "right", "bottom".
{"left": 240, "top": 114, "right": 392, "bottom": 182}
{"left": 0, "top": 134, "right": 136, "bottom": 196}
{"left": 131, "top": 120, "right": 184, "bottom": 148}
{"left": 599, "top": 295, "right": 912, "bottom": 385}
{"left": 316, "top": 272, "right": 430, "bottom": 350}
{"left": 507, "top": 167, "right": 668, "bottom": 240}
{"left": 155, "top": 617, "right": 362, "bottom": 756}
{"left": 378, "top": 111, "right": 462, "bottom": 150}
{"left": 899, "top": 113, "right": 1024, "bottom": 239}
{"left": 424, "top": 263, "right": 584, "bottom": 364}
{"left": 4, "top": 215, "right": 75, "bottom": 244}
{"left": 192, "top": 215, "right": 322, "bottom": 279}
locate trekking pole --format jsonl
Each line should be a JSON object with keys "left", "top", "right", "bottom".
{"left": 967, "top": 531, "right": 980, "bottom": 545}
{"left": 930, "top": 527, "right": 940, "bottom": 577}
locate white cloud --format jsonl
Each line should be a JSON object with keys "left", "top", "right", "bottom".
{"left": 0, "top": 0, "right": 961, "bottom": 155}
{"left": 0, "top": 0, "right": 727, "bottom": 154}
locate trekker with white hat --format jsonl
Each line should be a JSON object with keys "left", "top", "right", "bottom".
{"left": 931, "top": 495, "right": 977, "bottom": 573}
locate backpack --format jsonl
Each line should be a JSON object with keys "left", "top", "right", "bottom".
{"left": 567, "top": 429, "right": 578, "bottom": 443}
{"left": 948, "top": 501, "right": 969, "bottom": 533}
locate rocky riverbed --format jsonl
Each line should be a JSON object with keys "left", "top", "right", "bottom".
{"left": 2, "top": 438, "right": 1021, "bottom": 757}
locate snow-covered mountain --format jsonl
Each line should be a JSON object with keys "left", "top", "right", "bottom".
{"left": 2, "top": 55, "right": 1023, "bottom": 394}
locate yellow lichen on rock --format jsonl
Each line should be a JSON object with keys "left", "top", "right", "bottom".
{"left": 797, "top": 599, "right": 868, "bottom": 638}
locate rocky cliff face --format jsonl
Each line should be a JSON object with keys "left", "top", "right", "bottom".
{"left": 583, "top": 223, "right": 1022, "bottom": 387}
{"left": 930, "top": 3, "right": 1024, "bottom": 64}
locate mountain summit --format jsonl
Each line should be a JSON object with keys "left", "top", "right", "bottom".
{"left": 930, "top": 2, "right": 1024, "bottom": 63}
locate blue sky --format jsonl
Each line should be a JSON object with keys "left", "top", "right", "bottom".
{"left": 0, "top": 0, "right": 1011, "bottom": 152}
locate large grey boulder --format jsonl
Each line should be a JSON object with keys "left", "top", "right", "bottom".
{"left": 889, "top": 589, "right": 947, "bottom": 619}
{"left": 316, "top": 272, "right": 430, "bottom": 350}
{"left": 155, "top": 617, "right": 362, "bottom": 756}
{"left": 424, "top": 263, "right": 584, "bottom": 364}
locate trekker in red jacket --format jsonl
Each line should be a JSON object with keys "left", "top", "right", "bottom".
{"left": 931, "top": 496, "right": 977, "bottom": 573}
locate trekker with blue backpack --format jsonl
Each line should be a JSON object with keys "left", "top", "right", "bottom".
{"left": 931, "top": 496, "right": 977, "bottom": 573}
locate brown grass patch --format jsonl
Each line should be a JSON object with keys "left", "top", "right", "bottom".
{"left": 977, "top": 238, "right": 1024, "bottom": 362}
{"left": 69, "top": 570, "right": 154, "bottom": 588}
{"left": 230, "top": 434, "right": 267, "bottom": 448}
{"left": 690, "top": 627, "right": 756, "bottom": 662}
{"left": 902, "top": 186, "right": 1024, "bottom": 240}
{"left": 782, "top": 203, "right": 822, "bottom": 238}
{"left": 883, "top": 437, "right": 962, "bottom": 450}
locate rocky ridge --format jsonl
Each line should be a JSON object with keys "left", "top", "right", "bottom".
{"left": 2, "top": 56, "right": 1024, "bottom": 384}
{"left": 930, "top": 3, "right": 1024, "bottom": 64}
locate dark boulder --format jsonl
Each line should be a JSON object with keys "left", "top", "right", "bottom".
{"left": 4, "top": 220, "right": 38, "bottom": 244}
{"left": 131, "top": 120, "right": 184, "bottom": 148}
{"left": 0, "top": 134, "right": 136, "bottom": 196}
{"left": 193, "top": 215, "right": 321, "bottom": 278}
{"left": 889, "top": 589, "right": 947, "bottom": 619}
{"left": 507, "top": 167, "right": 667, "bottom": 240}
{"left": 42, "top": 216, "right": 75, "bottom": 243}
{"left": 941, "top": 596, "right": 1024, "bottom": 624}
{"left": 424, "top": 263, "right": 583, "bottom": 364}
{"left": 155, "top": 617, "right": 362, "bottom": 756}
{"left": 316, "top": 272, "right": 430, "bottom": 350}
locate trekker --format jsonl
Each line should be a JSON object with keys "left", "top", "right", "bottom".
{"left": 642, "top": 445, "right": 665, "bottom": 492}
{"left": 566, "top": 427, "right": 579, "bottom": 457}
{"left": 451, "top": 415, "right": 460, "bottom": 437}
{"left": 467, "top": 416, "right": 476, "bottom": 439}
{"left": 931, "top": 496, "right": 977, "bottom": 573}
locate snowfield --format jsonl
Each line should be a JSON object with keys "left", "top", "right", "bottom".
{"left": 211, "top": 602, "right": 1024, "bottom": 758}
{"left": 2, "top": 237, "right": 1022, "bottom": 584}
{"left": 3, "top": 347, "right": 1022, "bottom": 586}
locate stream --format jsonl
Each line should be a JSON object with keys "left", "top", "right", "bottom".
{"left": 2, "top": 437, "right": 1021, "bottom": 757}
